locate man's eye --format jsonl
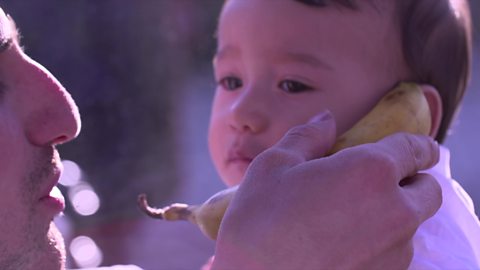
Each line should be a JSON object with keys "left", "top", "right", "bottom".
{"left": 279, "top": 80, "right": 312, "bottom": 93}
{"left": 0, "top": 38, "right": 13, "bottom": 53}
{"left": 219, "top": 76, "right": 243, "bottom": 91}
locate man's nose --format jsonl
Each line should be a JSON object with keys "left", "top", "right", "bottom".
{"left": 25, "top": 60, "right": 81, "bottom": 146}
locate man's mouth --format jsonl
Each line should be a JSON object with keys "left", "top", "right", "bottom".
{"left": 37, "top": 150, "right": 66, "bottom": 213}
{"left": 39, "top": 186, "right": 65, "bottom": 217}
{"left": 38, "top": 172, "right": 65, "bottom": 213}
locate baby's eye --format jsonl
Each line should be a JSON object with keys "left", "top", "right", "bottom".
{"left": 278, "top": 80, "right": 313, "bottom": 93}
{"left": 218, "top": 76, "right": 243, "bottom": 91}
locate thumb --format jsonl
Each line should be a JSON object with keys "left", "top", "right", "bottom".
{"left": 273, "top": 110, "right": 336, "bottom": 164}
{"left": 401, "top": 173, "right": 442, "bottom": 224}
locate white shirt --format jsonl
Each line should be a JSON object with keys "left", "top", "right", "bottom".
{"left": 410, "top": 146, "right": 480, "bottom": 269}
{"left": 73, "top": 265, "right": 143, "bottom": 270}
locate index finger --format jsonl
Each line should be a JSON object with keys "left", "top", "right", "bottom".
{"left": 377, "top": 132, "right": 440, "bottom": 181}
{"left": 272, "top": 111, "right": 336, "bottom": 165}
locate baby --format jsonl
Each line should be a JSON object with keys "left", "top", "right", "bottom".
{"left": 204, "top": 0, "right": 479, "bottom": 269}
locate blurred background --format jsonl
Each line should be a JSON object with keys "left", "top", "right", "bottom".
{"left": 2, "top": 1, "right": 479, "bottom": 269}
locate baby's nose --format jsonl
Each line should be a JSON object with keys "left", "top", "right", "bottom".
{"left": 228, "top": 87, "right": 269, "bottom": 134}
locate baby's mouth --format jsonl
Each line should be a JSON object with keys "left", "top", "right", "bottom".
{"left": 227, "top": 149, "right": 254, "bottom": 165}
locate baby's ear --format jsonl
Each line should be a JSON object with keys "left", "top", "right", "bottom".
{"left": 420, "top": 84, "right": 443, "bottom": 138}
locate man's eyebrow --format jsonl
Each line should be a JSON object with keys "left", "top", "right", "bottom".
{"left": 280, "top": 51, "right": 334, "bottom": 71}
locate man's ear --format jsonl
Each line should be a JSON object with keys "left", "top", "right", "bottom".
{"left": 420, "top": 84, "right": 443, "bottom": 138}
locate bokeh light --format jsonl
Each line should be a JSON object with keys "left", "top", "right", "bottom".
{"left": 70, "top": 235, "right": 103, "bottom": 268}
{"left": 60, "top": 160, "right": 82, "bottom": 187}
{"left": 69, "top": 183, "right": 101, "bottom": 216}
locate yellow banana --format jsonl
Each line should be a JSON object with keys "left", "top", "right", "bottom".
{"left": 138, "top": 82, "right": 432, "bottom": 240}
{"left": 138, "top": 186, "right": 237, "bottom": 240}
{"left": 328, "top": 82, "right": 431, "bottom": 154}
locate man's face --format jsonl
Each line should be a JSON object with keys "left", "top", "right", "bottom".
{"left": 0, "top": 8, "right": 80, "bottom": 270}
{"left": 208, "top": 0, "right": 412, "bottom": 186}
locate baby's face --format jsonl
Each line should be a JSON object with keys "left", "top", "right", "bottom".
{"left": 208, "top": 0, "right": 411, "bottom": 186}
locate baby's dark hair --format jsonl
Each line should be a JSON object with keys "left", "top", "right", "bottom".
{"left": 295, "top": 0, "right": 356, "bottom": 8}
{"left": 295, "top": 0, "right": 473, "bottom": 143}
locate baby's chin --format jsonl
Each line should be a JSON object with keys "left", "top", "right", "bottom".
{"left": 223, "top": 177, "right": 242, "bottom": 187}
{"left": 221, "top": 170, "right": 245, "bottom": 187}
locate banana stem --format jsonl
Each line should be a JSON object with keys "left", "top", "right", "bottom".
{"left": 138, "top": 194, "right": 198, "bottom": 223}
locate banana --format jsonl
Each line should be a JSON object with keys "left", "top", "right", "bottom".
{"left": 138, "top": 186, "right": 237, "bottom": 240}
{"left": 328, "top": 82, "right": 431, "bottom": 154}
{"left": 137, "top": 82, "right": 432, "bottom": 240}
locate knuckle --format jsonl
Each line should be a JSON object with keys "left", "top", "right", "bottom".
{"left": 401, "top": 133, "right": 423, "bottom": 165}
{"left": 350, "top": 145, "right": 399, "bottom": 180}
{"left": 396, "top": 133, "right": 435, "bottom": 170}
{"left": 377, "top": 152, "right": 399, "bottom": 179}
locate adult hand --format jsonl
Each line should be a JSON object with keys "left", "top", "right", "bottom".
{"left": 211, "top": 111, "right": 441, "bottom": 270}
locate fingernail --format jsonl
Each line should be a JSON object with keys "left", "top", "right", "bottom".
{"left": 308, "top": 110, "right": 332, "bottom": 123}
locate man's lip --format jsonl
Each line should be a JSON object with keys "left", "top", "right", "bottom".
{"left": 38, "top": 168, "right": 65, "bottom": 213}
{"left": 38, "top": 186, "right": 65, "bottom": 213}
{"left": 39, "top": 186, "right": 64, "bottom": 202}
{"left": 39, "top": 165, "right": 62, "bottom": 200}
